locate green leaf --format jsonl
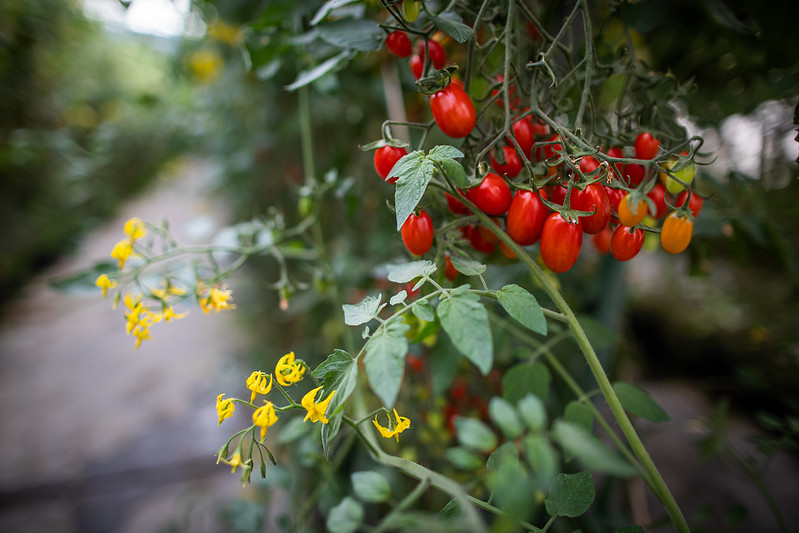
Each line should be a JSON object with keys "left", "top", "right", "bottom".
{"left": 486, "top": 442, "right": 520, "bottom": 472}
{"left": 489, "top": 397, "right": 524, "bottom": 439}
{"left": 437, "top": 288, "right": 493, "bottom": 374}
{"left": 439, "top": 499, "right": 461, "bottom": 521}
{"left": 564, "top": 401, "right": 594, "bottom": 432}
{"left": 502, "top": 362, "right": 551, "bottom": 404}
{"left": 411, "top": 299, "right": 435, "bottom": 322}
{"left": 552, "top": 421, "right": 637, "bottom": 477}
{"left": 395, "top": 156, "right": 436, "bottom": 230}
{"left": 386, "top": 260, "right": 437, "bottom": 283}
{"left": 317, "top": 19, "right": 382, "bottom": 51}
{"left": 351, "top": 471, "right": 391, "bottom": 503}
{"left": 544, "top": 471, "right": 596, "bottom": 518}
{"left": 613, "top": 382, "right": 670, "bottom": 422}
{"left": 448, "top": 254, "right": 486, "bottom": 276}
{"left": 428, "top": 145, "right": 464, "bottom": 161}
{"left": 518, "top": 394, "right": 548, "bottom": 431}
{"left": 342, "top": 294, "right": 382, "bottom": 326}
{"left": 445, "top": 447, "right": 484, "bottom": 470}
{"left": 497, "top": 284, "right": 547, "bottom": 335}
{"left": 313, "top": 349, "right": 358, "bottom": 417}
{"left": 429, "top": 11, "right": 473, "bottom": 43}
{"left": 431, "top": 333, "right": 461, "bottom": 397}
{"left": 389, "top": 290, "right": 407, "bottom": 305}
{"left": 439, "top": 159, "right": 469, "bottom": 188}
{"left": 363, "top": 319, "right": 410, "bottom": 407}
{"left": 50, "top": 261, "right": 117, "bottom": 294}
{"left": 310, "top": 0, "right": 360, "bottom": 25}
{"left": 327, "top": 497, "right": 364, "bottom": 533}
{"left": 276, "top": 417, "right": 311, "bottom": 444}
{"left": 521, "top": 434, "right": 559, "bottom": 485}
{"left": 285, "top": 51, "right": 352, "bottom": 91}
{"left": 455, "top": 417, "right": 497, "bottom": 453}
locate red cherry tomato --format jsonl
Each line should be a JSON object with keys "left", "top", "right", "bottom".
{"left": 506, "top": 189, "right": 549, "bottom": 245}
{"left": 537, "top": 133, "right": 562, "bottom": 162}
{"left": 373, "top": 145, "right": 407, "bottom": 183}
{"left": 416, "top": 39, "right": 446, "bottom": 70}
{"left": 647, "top": 183, "right": 668, "bottom": 219}
{"left": 548, "top": 184, "right": 567, "bottom": 206}
{"left": 401, "top": 210, "right": 434, "bottom": 255}
{"left": 624, "top": 163, "right": 645, "bottom": 187}
{"left": 606, "top": 146, "right": 625, "bottom": 180}
{"left": 406, "top": 353, "right": 424, "bottom": 373}
{"left": 605, "top": 186, "right": 625, "bottom": 220}
{"left": 469, "top": 224, "right": 497, "bottom": 254}
{"left": 579, "top": 155, "right": 600, "bottom": 175}
{"left": 634, "top": 131, "right": 660, "bottom": 160}
{"left": 592, "top": 226, "right": 612, "bottom": 254}
{"left": 491, "top": 75, "right": 517, "bottom": 108}
{"left": 571, "top": 182, "right": 611, "bottom": 234}
{"left": 660, "top": 211, "right": 693, "bottom": 254}
{"left": 610, "top": 225, "right": 645, "bottom": 261}
{"left": 510, "top": 116, "right": 534, "bottom": 158}
{"left": 676, "top": 191, "right": 704, "bottom": 216}
{"left": 429, "top": 83, "right": 476, "bottom": 138}
{"left": 385, "top": 31, "right": 412, "bottom": 57}
{"left": 444, "top": 254, "right": 459, "bottom": 281}
{"left": 491, "top": 145, "right": 522, "bottom": 178}
{"left": 540, "top": 213, "right": 583, "bottom": 273}
{"left": 465, "top": 172, "right": 511, "bottom": 215}
{"left": 617, "top": 194, "right": 648, "bottom": 227}
{"left": 409, "top": 54, "right": 423, "bottom": 79}
{"left": 445, "top": 191, "right": 469, "bottom": 215}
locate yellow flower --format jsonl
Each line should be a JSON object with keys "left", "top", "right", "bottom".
{"left": 188, "top": 49, "right": 223, "bottom": 84}
{"left": 199, "top": 285, "right": 235, "bottom": 314}
{"left": 131, "top": 325, "right": 151, "bottom": 349}
{"left": 216, "top": 393, "right": 235, "bottom": 425}
{"left": 110, "top": 239, "right": 136, "bottom": 269}
{"left": 275, "top": 351, "right": 305, "bottom": 386}
{"left": 150, "top": 305, "right": 188, "bottom": 323}
{"left": 95, "top": 274, "right": 117, "bottom": 298}
{"left": 252, "top": 401, "right": 278, "bottom": 442}
{"left": 373, "top": 409, "right": 411, "bottom": 442}
{"left": 302, "top": 386, "right": 336, "bottom": 424}
{"left": 123, "top": 217, "right": 147, "bottom": 241}
{"left": 151, "top": 280, "right": 187, "bottom": 300}
{"left": 246, "top": 371, "right": 273, "bottom": 403}
{"left": 220, "top": 450, "right": 248, "bottom": 473}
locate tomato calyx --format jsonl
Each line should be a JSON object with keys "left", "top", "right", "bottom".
{"left": 415, "top": 65, "right": 459, "bottom": 95}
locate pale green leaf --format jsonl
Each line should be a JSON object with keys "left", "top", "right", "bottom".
{"left": 613, "top": 382, "right": 670, "bottom": 422}
{"left": 429, "top": 11, "right": 473, "bottom": 43}
{"left": 449, "top": 255, "right": 485, "bottom": 276}
{"left": 502, "top": 362, "right": 551, "bottom": 404}
{"left": 439, "top": 159, "right": 469, "bottom": 188}
{"left": 497, "top": 284, "right": 547, "bottom": 335}
{"left": 285, "top": 51, "right": 351, "bottom": 91}
{"left": 342, "top": 294, "right": 382, "bottom": 326}
{"left": 437, "top": 288, "right": 493, "bottom": 374}
{"left": 363, "top": 319, "right": 409, "bottom": 407}
{"left": 386, "top": 260, "right": 437, "bottom": 283}
{"left": 489, "top": 397, "right": 524, "bottom": 439}
{"left": 552, "top": 421, "right": 637, "bottom": 477}
{"left": 351, "top": 471, "right": 391, "bottom": 503}
{"left": 313, "top": 349, "right": 358, "bottom": 417}
{"left": 317, "top": 19, "right": 382, "bottom": 51}
{"left": 389, "top": 290, "right": 407, "bottom": 305}
{"left": 446, "top": 447, "right": 484, "bottom": 470}
{"left": 395, "top": 157, "right": 436, "bottom": 230}
{"left": 518, "top": 394, "right": 547, "bottom": 431}
{"left": 411, "top": 299, "right": 435, "bottom": 322}
{"left": 455, "top": 417, "right": 497, "bottom": 453}
{"left": 522, "top": 434, "right": 558, "bottom": 484}
{"left": 427, "top": 145, "right": 464, "bottom": 161}
{"left": 327, "top": 497, "right": 363, "bottom": 533}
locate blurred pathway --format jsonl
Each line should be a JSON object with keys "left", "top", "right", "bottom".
{"left": 0, "top": 159, "right": 254, "bottom": 533}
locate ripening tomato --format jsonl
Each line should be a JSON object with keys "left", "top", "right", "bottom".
{"left": 660, "top": 153, "right": 696, "bottom": 194}
{"left": 592, "top": 226, "right": 612, "bottom": 254}
{"left": 499, "top": 240, "right": 516, "bottom": 258}
{"left": 445, "top": 191, "right": 469, "bottom": 215}
{"left": 469, "top": 224, "right": 497, "bottom": 254}
{"left": 610, "top": 225, "right": 645, "bottom": 261}
{"left": 416, "top": 39, "right": 446, "bottom": 70}
{"left": 465, "top": 172, "right": 511, "bottom": 215}
{"left": 617, "top": 193, "right": 648, "bottom": 227}
{"left": 510, "top": 116, "right": 534, "bottom": 158}
{"left": 571, "top": 182, "right": 611, "bottom": 234}
{"left": 477, "top": 218, "right": 500, "bottom": 244}
{"left": 409, "top": 53, "right": 423, "bottom": 79}
{"left": 624, "top": 163, "right": 645, "bottom": 187}
{"left": 385, "top": 31, "right": 412, "bottom": 57}
{"left": 444, "top": 254, "right": 459, "bottom": 281}
{"left": 660, "top": 211, "right": 693, "bottom": 254}
{"left": 634, "top": 132, "right": 660, "bottom": 160}
{"left": 373, "top": 145, "right": 407, "bottom": 183}
{"left": 402, "top": 0, "right": 421, "bottom": 22}
{"left": 647, "top": 182, "right": 668, "bottom": 219}
{"left": 540, "top": 213, "right": 583, "bottom": 273}
{"left": 430, "top": 83, "right": 476, "bottom": 138}
{"left": 401, "top": 210, "right": 434, "bottom": 255}
{"left": 506, "top": 189, "right": 549, "bottom": 245}
{"left": 491, "top": 145, "right": 522, "bottom": 178}
{"left": 676, "top": 191, "right": 704, "bottom": 216}
{"left": 579, "top": 155, "right": 600, "bottom": 175}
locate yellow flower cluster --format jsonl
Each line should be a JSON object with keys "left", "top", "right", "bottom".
{"left": 110, "top": 217, "right": 147, "bottom": 270}
{"left": 199, "top": 284, "right": 236, "bottom": 314}
{"left": 121, "top": 290, "right": 188, "bottom": 349}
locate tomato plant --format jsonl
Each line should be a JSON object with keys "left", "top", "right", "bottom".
{"left": 429, "top": 82, "right": 476, "bottom": 138}
{"left": 634, "top": 131, "right": 660, "bottom": 160}
{"left": 490, "top": 145, "right": 522, "bottom": 178}
{"left": 610, "top": 225, "right": 645, "bottom": 261}
{"left": 660, "top": 211, "right": 694, "bottom": 254}
{"left": 373, "top": 145, "right": 407, "bottom": 183}
{"left": 540, "top": 213, "right": 583, "bottom": 273}
{"left": 571, "top": 182, "right": 611, "bottom": 234}
{"left": 465, "top": 172, "right": 511, "bottom": 215}
{"left": 385, "top": 31, "right": 412, "bottom": 58}
{"left": 618, "top": 193, "right": 648, "bottom": 227}
{"left": 506, "top": 189, "right": 549, "bottom": 245}
{"left": 401, "top": 210, "right": 434, "bottom": 256}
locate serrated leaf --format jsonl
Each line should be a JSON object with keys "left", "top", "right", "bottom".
{"left": 455, "top": 417, "right": 497, "bottom": 453}
{"left": 363, "top": 319, "right": 409, "bottom": 407}
{"left": 313, "top": 349, "right": 358, "bottom": 418}
{"left": 449, "top": 255, "right": 485, "bottom": 276}
{"left": 439, "top": 159, "right": 469, "bottom": 188}
{"left": 390, "top": 290, "right": 407, "bottom": 305}
{"left": 489, "top": 397, "right": 524, "bottom": 439}
{"left": 545, "top": 471, "right": 595, "bottom": 518}
{"left": 386, "top": 260, "right": 437, "bottom": 283}
{"left": 429, "top": 12, "right": 473, "bottom": 43}
{"left": 351, "top": 471, "right": 391, "bottom": 503}
{"left": 310, "top": 0, "right": 359, "bottom": 26}
{"left": 502, "top": 362, "right": 551, "bottom": 404}
{"left": 518, "top": 394, "right": 547, "bottom": 430}
{"left": 428, "top": 145, "right": 464, "bottom": 161}
{"left": 613, "top": 382, "right": 670, "bottom": 422}
{"left": 317, "top": 19, "right": 382, "bottom": 51}
{"left": 327, "top": 497, "right": 364, "bottom": 533}
{"left": 497, "top": 284, "right": 547, "bottom": 335}
{"left": 446, "top": 447, "right": 484, "bottom": 470}
{"left": 437, "top": 289, "right": 493, "bottom": 374}
{"left": 552, "top": 421, "right": 637, "bottom": 477}
{"left": 395, "top": 157, "right": 436, "bottom": 230}
{"left": 342, "top": 294, "right": 382, "bottom": 326}
{"left": 285, "top": 51, "right": 351, "bottom": 91}
{"left": 411, "top": 300, "right": 435, "bottom": 322}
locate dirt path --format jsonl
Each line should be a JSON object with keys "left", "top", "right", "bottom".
{"left": 0, "top": 159, "right": 256, "bottom": 533}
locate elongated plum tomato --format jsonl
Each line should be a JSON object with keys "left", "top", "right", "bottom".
{"left": 592, "top": 226, "right": 612, "bottom": 254}
{"left": 444, "top": 254, "right": 459, "bottom": 281}
{"left": 468, "top": 224, "right": 496, "bottom": 254}
{"left": 660, "top": 211, "right": 693, "bottom": 254}
{"left": 607, "top": 146, "right": 624, "bottom": 179}
{"left": 605, "top": 186, "right": 625, "bottom": 219}
{"left": 540, "top": 213, "right": 583, "bottom": 273}
{"left": 579, "top": 155, "right": 600, "bottom": 175}
{"left": 465, "top": 172, "right": 511, "bottom": 215}
{"left": 506, "top": 189, "right": 549, "bottom": 245}
{"left": 647, "top": 182, "right": 668, "bottom": 219}
{"left": 401, "top": 210, "right": 434, "bottom": 256}
{"left": 445, "top": 192, "right": 469, "bottom": 215}
{"left": 403, "top": 0, "right": 421, "bottom": 23}
{"left": 409, "top": 54, "right": 423, "bottom": 79}
{"left": 416, "top": 39, "right": 446, "bottom": 70}
{"left": 617, "top": 193, "right": 648, "bottom": 227}
{"left": 373, "top": 145, "right": 407, "bottom": 183}
{"left": 676, "top": 191, "right": 704, "bottom": 216}
{"left": 570, "top": 183, "right": 611, "bottom": 234}
{"left": 385, "top": 31, "right": 412, "bottom": 57}
{"left": 634, "top": 131, "right": 660, "bottom": 160}
{"left": 610, "top": 225, "right": 645, "bottom": 261}
{"left": 491, "top": 145, "right": 522, "bottom": 178}
{"left": 510, "top": 116, "right": 534, "bottom": 158}
{"left": 430, "top": 83, "right": 476, "bottom": 138}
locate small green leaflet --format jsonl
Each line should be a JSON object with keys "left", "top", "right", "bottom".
{"left": 544, "top": 471, "right": 596, "bottom": 518}
{"left": 502, "top": 362, "right": 551, "bottom": 404}
{"left": 429, "top": 11, "right": 473, "bottom": 43}
{"left": 497, "top": 284, "right": 547, "bottom": 335}
{"left": 488, "top": 397, "right": 524, "bottom": 439}
{"left": 439, "top": 159, "right": 469, "bottom": 187}
{"left": 326, "top": 497, "right": 364, "bottom": 533}
{"left": 521, "top": 434, "right": 558, "bottom": 484}
{"left": 363, "top": 318, "right": 409, "bottom": 407}
{"left": 386, "top": 260, "right": 437, "bottom": 283}
{"left": 389, "top": 290, "right": 407, "bottom": 305}
{"left": 351, "top": 471, "right": 391, "bottom": 503}
{"left": 449, "top": 255, "right": 485, "bottom": 276}
{"left": 427, "top": 145, "right": 464, "bottom": 161}
{"left": 437, "top": 288, "right": 493, "bottom": 374}
{"left": 613, "top": 382, "right": 670, "bottom": 422}
{"left": 446, "top": 447, "right": 484, "bottom": 470}
{"left": 552, "top": 421, "right": 637, "bottom": 477}
{"left": 517, "top": 394, "right": 547, "bottom": 431}
{"left": 317, "top": 19, "right": 382, "bottom": 51}
{"left": 454, "top": 417, "right": 497, "bottom": 453}
{"left": 285, "top": 50, "right": 352, "bottom": 91}
{"left": 313, "top": 350, "right": 358, "bottom": 418}
{"left": 411, "top": 300, "right": 435, "bottom": 322}
{"left": 342, "top": 294, "right": 383, "bottom": 326}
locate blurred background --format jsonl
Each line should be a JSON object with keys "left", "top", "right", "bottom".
{"left": 0, "top": 0, "right": 797, "bottom": 532}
